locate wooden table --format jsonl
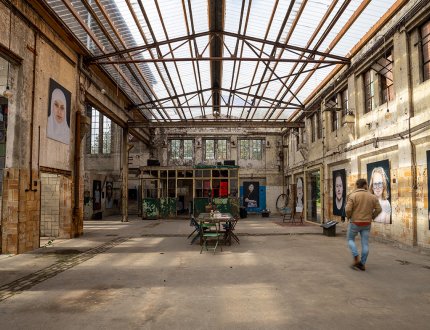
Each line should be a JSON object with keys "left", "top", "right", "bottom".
{"left": 197, "top": 212, "right": 236, "bottom": 245}
{"left": 197, "top": 212, "right": 234, "bottom": 222}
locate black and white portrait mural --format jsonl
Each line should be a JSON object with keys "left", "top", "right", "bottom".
{"left": 106, "top": 181, "right": 113, "bottom": 209}
{"left": 244, "top": 181, "right": 259, "bottom": 208}
{"left": 47, "top": 78, "right": 71, "bottom": 144}
{"left": 296, "top": 177, "right": 304, "bottom": 212}
{"left": 333, "top": 169, "right": 346, "bottom": 216}
{"left": 367, "top": 160, "right": 391, "bottom": 224}
{"left": 93, "top": 180, "right": 101, "bottom": 211}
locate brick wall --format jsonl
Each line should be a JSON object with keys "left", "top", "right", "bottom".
{"left": 1, "top": 169, "right": 40, "bottom": 254}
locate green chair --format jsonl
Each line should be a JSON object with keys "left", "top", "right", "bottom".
{"left": 200, "top": 220, "right": 223, "bottom": 254}
{"left": 282, "top": 207, "right": 293, "bottom": 223}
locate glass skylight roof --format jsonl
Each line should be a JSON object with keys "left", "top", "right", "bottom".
{"left": 44, "top": 0, "right": 400, "bottom": 124}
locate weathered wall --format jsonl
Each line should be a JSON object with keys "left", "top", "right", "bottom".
{"left": 145, "top": 126, "right": 284, "bottom": 213}
{"left": 40, "top": 173, "right": 60, "bottom": 237}
{"left": 1, "top": 1, "right": 79, "bottom": 253}
{"left": 285, "top": 0, "right": 430, "bottom": 249}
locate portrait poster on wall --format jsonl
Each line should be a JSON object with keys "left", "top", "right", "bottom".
{"left": 367, "top": 160, "right": 391, "bottom": 224}
{"left": 106, "top": 181, "right": 113, "bottom": 209}
{"left": 427, "top": 150, "right": 430, "bottom": 230}
{"left": 93, "top": 180, "right": 101, "bottom": 211}
{"left": 332, "top": 169, "right": 346, "bottom": 216}
{"left": 243, "top": 181, "right": 259, "bottom": 208}
{"left": 47, "top": 78, "right": 71, "bottom": 145}
{"left": 296, "top": 177, "right": 304, "bottom": 212}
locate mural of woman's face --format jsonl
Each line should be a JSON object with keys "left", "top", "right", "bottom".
{"left": 372, "top": 172, "right": 384, "bottom": 198}
{"left": 106, "top": 185, "right": 113, "bottom": 198}
{"left": 297, "top": 179, "right": 303, "bottom": 200}
{"left": 335, "top": 176, "right": 343, "bottom": 201}
{"left": 53, "top": 98, "right": 66, "bottom": 124}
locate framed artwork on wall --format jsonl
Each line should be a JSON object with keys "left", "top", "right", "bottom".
{"left": 296, "top": 177, "right": 304, "bottom": 212}
{"left": 47, "top": 78, "right": 71, "bottom": 145}
{"left": 367, "top": 160, "right": 391, "bottom": 224}
{"left": 332, "top": 169, "right": 346, "bottom": 216}
{"left": 106, "top": 181, "right": 113, "bottom": 209}
{"left": 93, "top": 180, "right": 101, "bottom": 211}
{"left": 243, "top": 181, "right": 259, "bottom": 208}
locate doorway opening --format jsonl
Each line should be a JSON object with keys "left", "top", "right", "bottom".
{"left": 40, "top": 173, "right": 61, "bottom": 246}
{"left": 307, "top": 171, "right": 321, "bottom": 223}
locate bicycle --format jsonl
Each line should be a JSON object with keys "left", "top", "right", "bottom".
{"left": 276, "top": 191, "right": 290, "bottom": 212}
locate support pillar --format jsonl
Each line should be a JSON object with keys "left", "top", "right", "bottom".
{"left": 121, "top": 126, "right": 129, "bottom": 222}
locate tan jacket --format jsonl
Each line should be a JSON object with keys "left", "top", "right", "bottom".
{"left": 345, "top": 188, "right": 382, "bottom": 222}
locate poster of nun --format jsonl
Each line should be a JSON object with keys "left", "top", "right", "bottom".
{"left": 427, "top": 150, "right": 430, "bottom": 230}
{"left": 367, "top": 160, "right": 391, "bottom": 224}
{"left": 332, "top": 169, "right": 346, "bottom": 216}
{"left": 47, "top": 78, "right": 71, "bottom": 144}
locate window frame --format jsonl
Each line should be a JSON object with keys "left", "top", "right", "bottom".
{"left": 327, "top": 94, "right": 338, "bottom": 132}
{"left": 204, "top": 139, "right": 228, "bottom": 161}
{"left": 168, "top": 139, "right": 194, "bottom": 161}
{"left": 86, "top": 105, "right": 112, "bottom": 155}
{"left": 341, "top": 88, "right": 349, "bottom": 117}
{"left": 421, "top": 20, "right": 430, "bottom": 82}
{"left": 310, "top": 115, "right": 316, "bottom": 142}
{"left": 239, "top": 139, "right": 263, "bottom": 160}
{"left": 379, "top": 50, "right": 394, "bottom": 104}
{"left": 364, "top": 69, "right": 374, "bottom": 114}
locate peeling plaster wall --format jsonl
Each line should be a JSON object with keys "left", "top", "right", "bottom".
{"left": 285, "top": 0, "right": 430, "bottom": 248}
{"left": 0, "top": 1, "right": 79, "bottom": 253}
{"left": 147, "top": 127, "right": 284, "bottom": 213}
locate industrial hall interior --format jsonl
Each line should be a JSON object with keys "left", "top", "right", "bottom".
{"left": 0, "top": 0, "right": 430, "bottom": 256}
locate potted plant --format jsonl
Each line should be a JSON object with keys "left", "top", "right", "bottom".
{"left": 261, "top": 209, "right": 271, "bottom": 217}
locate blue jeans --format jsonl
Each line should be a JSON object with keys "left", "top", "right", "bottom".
{"left": 347, "top": 223, "right": 371, "bottom": 265}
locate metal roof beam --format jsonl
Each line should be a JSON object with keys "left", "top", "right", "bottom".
{"left": 208, "top": 0, "right": 225, "bottom": 118}
{"left": 87, "top": 31, "right": 210, "bottom": 62}
{"left": 88, "top": 30, "right": 349, "bottom": 64}
{"left": 93, "top": 57, "right": 347, "bottom": 64}
{"left": 223, "top": 31, "right": 350, "bottom": 62}
{"left": 128, "top": 120, "right": 304, "bottom": 129}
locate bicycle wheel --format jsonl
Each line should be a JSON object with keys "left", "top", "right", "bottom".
{"left": 276, "top": 193, "right": 288, "bottom": 211}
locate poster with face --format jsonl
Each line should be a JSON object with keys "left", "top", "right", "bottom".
{"left": 296, "top": 177, "right": 304, "bottom": 212}
{"left": 367, "top": 160, "right": 391, "bottom": 224}
{"left": 93, "top": 180, "right": 101, "bottom": 211}
{"left": 333, "top": 169, "right": 346, "bottom": 216}
{"left": 244, "top": 181, "right": 259, "bottom": 208}
{"left": 47, "top": 78, "right": 71, "bottom": 145}
{"left": 106, "top": 181, "right": 113, "bottom": 209}
{"left": 427, "top": 150, "right": 430, "bottom": 230}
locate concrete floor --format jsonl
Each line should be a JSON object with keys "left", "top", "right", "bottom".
{"left": 1, "top": 215, "right": 430, "bottom": 330}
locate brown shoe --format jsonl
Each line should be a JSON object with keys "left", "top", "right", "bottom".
{"left": 350, "top": 256, "right": 364, "bottom": 271}
{"left": 356, "top": 262, "right": 366, "bottom": 271}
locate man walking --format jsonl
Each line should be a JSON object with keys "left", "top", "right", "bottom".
{"left": 345, "top": 178, "right": 382, "bottom": 271}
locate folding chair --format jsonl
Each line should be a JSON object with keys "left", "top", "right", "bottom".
{"left": 223, "top": 217, "right": 239, "bottom": 245}
{"left": 200, "top": 220, "right": 223, "bottom": 254}
{"left": 187, "top": 216, "right": 201, "bottom": 245}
